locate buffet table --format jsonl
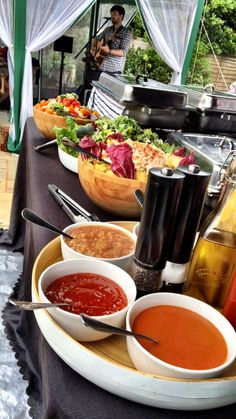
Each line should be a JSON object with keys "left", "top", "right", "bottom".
{"left": 1, "top": 118, "right": 236, "bottom": 418}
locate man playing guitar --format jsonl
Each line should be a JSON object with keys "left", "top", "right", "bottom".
{"left": 90, "top": 5, "right": 132, "bottom": 76}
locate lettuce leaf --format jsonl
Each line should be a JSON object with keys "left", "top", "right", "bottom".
{"left": 54, "top": 117, "right": 80, "bottom": 157}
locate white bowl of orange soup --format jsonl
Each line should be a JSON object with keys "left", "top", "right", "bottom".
{"left": 126, "top": 293, "right": 236, "bottom": 380}
{"left": 38, "top": 258, "right": 137, "bottom": 341}
{"left": 61, "top": 222, "right": 136, "bottom": 271}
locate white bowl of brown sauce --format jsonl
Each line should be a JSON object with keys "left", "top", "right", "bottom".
{"left": 61, "top": 222, "right": 136, "bottom": 271}
{"left": 38, "top": 258, "right": 137, "bottom": 341}
{"left": 126, "top": 293, "right": 236, "bottom": 379}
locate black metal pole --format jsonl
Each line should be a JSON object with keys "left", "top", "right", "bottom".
{"left": 58, "top": 51, "right": 65, "bottom": 95}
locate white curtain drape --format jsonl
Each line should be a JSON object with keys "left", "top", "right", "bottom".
{"left": 136, "top": 0, "right": 198, "bottom": 84}
{"left": 20, "top": 0, "right": 95, "bottom": 143}
{"left": 0, "top": 0, "right": 14, "bottom": 140}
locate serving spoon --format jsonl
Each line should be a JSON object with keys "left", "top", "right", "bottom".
{"left": 21, "top": 208, "right": 74, "bottom": 240}
{"left": 61, "top": 137, "right": 109, "bottom": 164}
{"left": 8, "top": 298, "right": 74, "bottom": 310}
{"left": 80, "top": 313, "right": 158, "bottom": 343}
{"left": 134, "top": 189, "right": 144, "bottom": 208}
{"left": 8, "top": 299, "right": 158, "bottom": 344}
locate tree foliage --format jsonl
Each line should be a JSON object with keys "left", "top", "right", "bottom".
{"left": 125, "top": 0, "right": 236, "bottom": 86}
{"left": 124, "top": 47, "right": 172, "bottom": 84}
{"left": 203, "top": 0, "right": 236, "bottom": 56}
{"left": 129, "top": 14, "right": 149, "bottom": 42}
{"left": 186, "top": 41, "right": 211, "bottom": 86}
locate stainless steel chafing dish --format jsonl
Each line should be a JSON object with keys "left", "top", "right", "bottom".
{"left": 92, "top": 73, "right": 189, "bottom": 128}
{"left": 172, "top": 85, "right": 236, "bottom": 133}
{"left": 167, "top": 132, "right": 236, "bottom": 205}
{"left": 174, "top": 84, "right": 236, "bottom": 112}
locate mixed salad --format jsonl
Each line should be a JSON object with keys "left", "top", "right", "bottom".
{"left": 55, "top": 115, "right": 195, "bottom": 180}
{"left": 34, "top": 92, "right": 99, "bottom": 120}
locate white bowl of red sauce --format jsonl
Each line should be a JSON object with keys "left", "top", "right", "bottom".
{"left": 61, "top": 222, "right": 136, "bottom": 271}
{"left": 38, "top": 258, "right": 137, "bottom": 341}
{"left": 126, "top": 293, "right": 236, "bottom": 380}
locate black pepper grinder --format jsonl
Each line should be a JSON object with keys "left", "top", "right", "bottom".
{"left": 132, "top": 167, "right": 185, "bottom": 297}
{"left": 161, "top": 164, "right": 211, "bottom": 293}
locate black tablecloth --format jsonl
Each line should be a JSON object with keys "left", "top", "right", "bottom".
{"left": 1, "top": 118, "right": 236, "bottom": 418}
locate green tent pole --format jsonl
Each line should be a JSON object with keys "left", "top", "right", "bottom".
{"left": 181, "top": 0, "right": 205, "bottom": 84}
{"left": 7, "top": 0, "right": 26, "bottom": 153}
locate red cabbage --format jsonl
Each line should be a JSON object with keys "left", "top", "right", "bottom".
{"left": 107, "top": 133, "right": 125, "bottom": 142}
{"left": 107, "top": 143, "right": 135, "bottom": 179}
{"left": 178, "top": 151, "right": 195, "bottom": 166}
{"left": 174, "top": 147, "right": 187, "bottom": 157}
{"left": 79, "top": 136, "right": 107, "bottom": 159}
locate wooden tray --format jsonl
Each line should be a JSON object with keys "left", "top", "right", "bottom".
{"left": 31, "top": 221, "right": 236, "bottom": 411}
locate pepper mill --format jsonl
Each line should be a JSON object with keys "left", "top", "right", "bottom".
{"left": 132, "top": 167, "right": 185, "bottom": 297}
{"left": 161, "top": 164, "right": 211, "bottom": 293}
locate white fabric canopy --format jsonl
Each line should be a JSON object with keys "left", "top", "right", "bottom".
{"left": 19, "top": 0, "right": 95, "bottom": 143}
{"left": 136, "top": 0, "right": 198, "bottom": 84}
{"left": 1, "top": 0, "right": 200, "bottom": 147}
{"left": 0, "top": 0, "right": 14, "bottom": 140}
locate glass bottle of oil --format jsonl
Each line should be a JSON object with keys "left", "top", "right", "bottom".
{"left": 184, "top": 155, "right": 236, "bottom": 309}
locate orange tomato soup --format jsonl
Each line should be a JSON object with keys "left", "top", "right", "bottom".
{"left": 132, "top": 305, "right": 228, "bottom": 370}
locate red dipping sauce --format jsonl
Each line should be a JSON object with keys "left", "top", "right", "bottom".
{"left": 45, "top": 273, "right": 127, "bottom": 316}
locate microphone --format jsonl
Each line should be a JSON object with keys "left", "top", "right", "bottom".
{"left": 103, "top": 17, "right": 111, "bottom": 20}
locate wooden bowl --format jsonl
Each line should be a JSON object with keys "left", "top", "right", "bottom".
{"left": 33, "top": 106, "right": 91, "bottom": 140}
{"left": 78, "top": 157, "right": 146, "bottom": 218}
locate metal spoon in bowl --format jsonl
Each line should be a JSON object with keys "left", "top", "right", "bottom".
{"left": 21, "top": 208, "right": 74, "bottom": 240}
{"left": 8, "top": 299, "right": 158, "bottom": 344}
{"left": 80, "top": 313, "right": 158, "bottom": 344}
{"left": 8, "top": 298, "right": 74, "bottom": 310}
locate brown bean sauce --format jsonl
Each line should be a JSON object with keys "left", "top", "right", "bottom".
{"left": 65, "top": 225, "right": 135, "bottom": 258}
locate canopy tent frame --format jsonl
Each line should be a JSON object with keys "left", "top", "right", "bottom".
{"left": 4, "top": 0, "right": 205, "bottom": 152}
{"left": 8, "top": 0, "right": 26, "bottom": 153}
{"left": 181, "top": 0, "right": 205, "bottom": 83}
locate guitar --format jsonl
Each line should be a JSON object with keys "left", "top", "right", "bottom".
{"left": 94, "top": 38, "right": 107, "bottom": 66}
{"left": 92, "top": 27, "right": 123, "bottom": 67}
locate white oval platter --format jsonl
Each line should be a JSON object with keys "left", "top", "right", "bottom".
{"left": 31, "top": 229, "right": 236, "bottom": 412}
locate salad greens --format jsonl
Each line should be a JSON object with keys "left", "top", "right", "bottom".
{"left": 54, "top": 115, "right": 178, "bottom": 158}
{"left": 54, "top": 118, "right": 80, "bottom": 157}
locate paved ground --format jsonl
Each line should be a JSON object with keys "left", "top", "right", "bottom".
{"left": 0, "top": 150, "right": 18, "bottom": 228}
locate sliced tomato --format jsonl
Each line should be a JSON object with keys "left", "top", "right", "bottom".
{"left": 72, "top": 100, "right": 81, "bottom": 107}
{"left": 62, "top": 98, "right": 72, "bottom": 107}
{"left": 69, "top": 109, "right": 78, "bottom": 116}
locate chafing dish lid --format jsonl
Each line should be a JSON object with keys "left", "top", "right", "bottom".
{"left": 93, "top": 73, "right": 187, "bottom": 108}
{"left": 172, "top": 84, "right": 236, "bottom": 112}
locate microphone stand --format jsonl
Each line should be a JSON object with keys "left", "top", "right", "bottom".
{"left": 74, "top": 18, "right": 110, "bottom": 60}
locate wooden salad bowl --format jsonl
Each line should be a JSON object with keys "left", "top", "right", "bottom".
{"left": 78, "top": 156, "right": 147, "bottom": 218}
{"left": 33, "top": 106, "right": 91, "bottom": 140}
